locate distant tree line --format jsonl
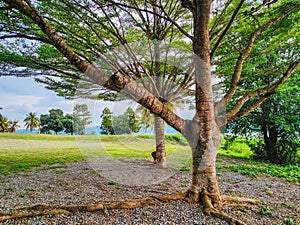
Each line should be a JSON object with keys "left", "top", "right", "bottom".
{"left": 0, "top": 114, "right": 20, "bottom": 133}
{"left": 0, "top": 104, "right": 91, "bottom": 135}
{"left": 40, "top": 104, "right": 91, "bottom": 135}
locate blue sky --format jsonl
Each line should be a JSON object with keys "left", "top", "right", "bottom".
{"left": 0, "top": 76, "right": 74, "bottom": 127}
{"left": 0, "top": 76, "right": 194, "bottom": 129}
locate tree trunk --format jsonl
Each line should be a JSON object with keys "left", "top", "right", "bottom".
{"left": 183, "top": 121, "right": 221, "bottom": 206}
{"left": 154, "top": 115, "right": 167, "bottom": 167}
{"left": 263, "top": 124, "right": 278, "bottom": 163}
{"left": 182, "top": 0, "right": 221, "bottom": 207}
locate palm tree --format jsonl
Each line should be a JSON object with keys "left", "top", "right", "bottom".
{"left": 9, "top": 120, "right": 20, "bottom": 133}
{"left": 0, "top": 114, "right": 9, "bottom": 132}
{"left": 24, "top": 112, "right": 40, "bottom": 133}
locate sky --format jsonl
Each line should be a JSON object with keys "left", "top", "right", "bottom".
{"left": 0, "top": 76, "right": 194, "bottom": 130}
{"left": 0, "top": 76, "right": 74, "bottom": 127}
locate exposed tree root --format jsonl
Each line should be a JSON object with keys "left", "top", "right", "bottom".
{"left": 0, "top": 193, "right": 187, "bottom": 222}
{"left": 0, "top": 209, "right": 71, "bottom": 222}
{"left": 221, "top": 195, "right": 258, "bottom": 203}
{"left": 0, "top": 191, "right": 257, "bottom": 224}
{"left": 202, "top": 190, "right": 248, "bottom": 225}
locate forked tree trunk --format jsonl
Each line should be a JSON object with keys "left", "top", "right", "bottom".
{"left": 154, "top": 115, "right": 167, "bottom": 167}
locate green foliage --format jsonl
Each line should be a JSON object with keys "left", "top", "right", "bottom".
{"left": 23, "top": 112, "right": 40, "bottom": 133}
{"left": 229, "top": 75, "right": 300, "bottom": 165}
{"left": 40, "top": 109, "right": 65, "bottom": 134}
{"left": 108, "top": 180, "right": 117, "bottom": 185}
{"left": 113, "top": 107, "right": 141, "bottom": 134}
{"left": 100, "top": 107, "right": 114, "bottom": 135}
{"left": 259, "top": 206, "right": 274, "bottom": 217}
{"left": 219, "top": 136, "right": 253, "bottom": 159}
{"left": 62, "top": 114, "right": 75, "bottom": 135}
{"left": 0, "top": 116, "right": 19, "bottom": 133}
{"left": 217, "top": 161, "right": 300, "bottom": 182}
{"left": 285, "top": 218, "right": 294, "bottom": 225}
{"left": 8, "top": 120, "right": 20, "bottom": 133}
{"left": 72, "top": 104, "right": 92, "bottom": 135}
{"left": 0, "top": 114, "right": 9, "bottom": 132}
{"left": 178, "top": 166, "right": 190, "bottom": 172}
{"left": 39, "top": 104, "right": 91, "bottom": 135}
{"left": 246, "top": 138, "right": 265, "bottom": 160}
{"left": 101, "top": 107, "right": 141, "bottom": 135}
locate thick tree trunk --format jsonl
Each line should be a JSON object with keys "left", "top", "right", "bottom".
{"left": 154, "top": 115, "right": 167, "bottom": 167}
{"left": 183, "top": 0, "right": 222, "bottom": 207}
{"left": 183, "top": 122, "right": 221, "bottom": 206}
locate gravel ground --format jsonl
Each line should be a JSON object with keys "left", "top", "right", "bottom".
{"left": 0, "top": 158, "right": 299, "bottom": 225}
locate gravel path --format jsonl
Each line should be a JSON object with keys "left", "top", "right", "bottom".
{"left": 0, "top": 158, "right": 299, "bottom": 225}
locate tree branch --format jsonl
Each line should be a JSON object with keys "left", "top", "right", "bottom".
{"left": 180, "top": 0, "right": 195, "bottom": 14}
{"left": 223, "top": 4, "right": 300, "bottom": 105}
{"left": 210, "top": 0, "right": 278, "bottom": 41}
{"left": 105, "top": 0, "right": 193, "bottom": 40}
{"left": 210, "top": 0, "right": 245, "bottom": 60}
{"left": 3, "top": 0, "right": 186, "bottom": 133}
{"left": 226, "top": 60, "right": 300, "bottom": 124}
{"left": 0, "top": 33, "right": 52, "bottom": 44}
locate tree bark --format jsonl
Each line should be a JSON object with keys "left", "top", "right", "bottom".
{"left": 154, "top": 115, "right": 167, "bottom": 167}
{"left": 183, "top": 121, "right": 221, "bottom": 206}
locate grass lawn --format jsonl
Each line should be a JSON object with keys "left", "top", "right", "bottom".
{"left": 0, "top": 133, "right": 298, "bottom": 182}
{"left": 0, "top": 133, "right": 190, "bottom": 175}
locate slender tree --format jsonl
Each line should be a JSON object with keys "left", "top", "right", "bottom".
{"left": 73, "top": 104, "right": 91, "bottom": 135}
{"left": 100, "top": 107, "right": 114, "bottom": 135}
{"left": 24, "top": 112, "right": 40, "bottom": 133}
{"left": 0, "top": 0, "right": 299, "bottom": 224}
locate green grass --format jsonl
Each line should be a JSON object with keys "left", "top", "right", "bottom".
{"left": 0, "top": 133, "right": 191, "bottom": 175}
{"left": 0, "top": 134, "right": 82, "bottom": 175}
{"left": 218, "top": 137, "right": 254, "bottom": 159}
{"left": 0, "top": 133, "right": 298, "bottom": 183}
{"left": 217, "top": 137, "right": 299, "bottom": 183}
{"left": 217, "top": 161, "right": 300, "bottom": 182}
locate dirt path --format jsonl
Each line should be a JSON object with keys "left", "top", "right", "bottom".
{"left": 0, "top": 158, "right": 299, "bottom": 224}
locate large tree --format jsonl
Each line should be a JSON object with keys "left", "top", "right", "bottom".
{"left": 0, "top": 0, "right": 299, "bottom": 224}
{"left": 40, "top": 109, "right": 65, "bottom": 134}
